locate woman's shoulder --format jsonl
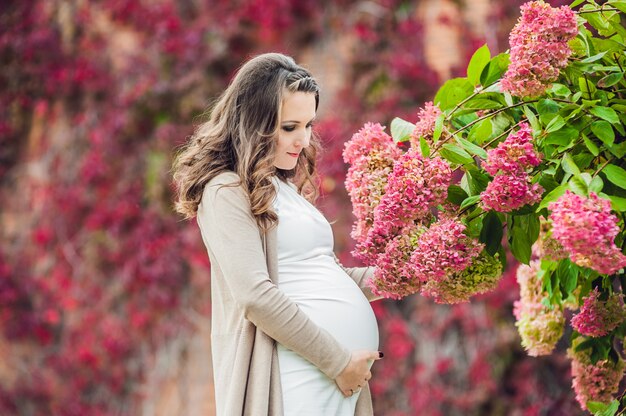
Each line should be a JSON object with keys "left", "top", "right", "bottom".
{"left": 207, "top": 170, "right": 241, "bottom": 187}
{"left": 201, "top": 171, "right": 245, "bottom": 204}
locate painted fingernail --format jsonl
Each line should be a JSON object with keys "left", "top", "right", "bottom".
{"left": 378, "top": 351, "right": 384, "bottom": 358}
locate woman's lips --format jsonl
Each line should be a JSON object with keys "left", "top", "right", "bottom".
{"left": 287, "top": 152, "right": 299, "bottom": 158}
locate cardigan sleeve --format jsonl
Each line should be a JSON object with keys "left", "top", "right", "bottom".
{"left": 198, "top": 176, "right": 351, "bottom": 380}
{"left": 333, "top": 254, "right": 382, "bottom": 302}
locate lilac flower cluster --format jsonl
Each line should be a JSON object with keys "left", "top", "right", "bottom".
{"left": 343, "top": 123, "right": 401, "bottom": 248}
{"left": 369, "top": 223, "right": 424, "bottom": 299}
{"left": 480, "top": 123, "right": 543, "bottom": 212}
{"left": 409, "top": 101, "right": 442, "bottom": 148}
{"left": 568, "top": 338, "right": 625, "bottom": 410}
{"left": 482, "top": 123, "right": 541, "bottom": 176}
{"left": 500, "top": 1, "right": 578, "bottom": 98}
{"left": 408, "top": 218, "right": 484, "bottom": 284}
{"left": 354, "top": 148, "right": 452, "bottom": 264}
{"left": 549, "top": 191, "right": 626, "bottom": 275}
{"left": 422, "top": 250, "right": 502, "bottom": 304}
{"left": 571, "top": 288, "right": 625, "bottom": 337}
{"left": 345, "top": 123, "right": 505, "bottom": 303}
{"left": 513, "top": 261, "right": 565, "bottom": 356}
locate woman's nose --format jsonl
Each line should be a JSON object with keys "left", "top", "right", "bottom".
{"left": 296, "top": 131, "right": 310, "bottom": 148}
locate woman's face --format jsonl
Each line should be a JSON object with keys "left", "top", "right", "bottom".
{"left": 274, "top": 91, "right": 316, "bottom": 170}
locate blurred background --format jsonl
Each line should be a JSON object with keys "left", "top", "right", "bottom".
{"left": 1, "top": 0, "right": 584, "bottom": 415}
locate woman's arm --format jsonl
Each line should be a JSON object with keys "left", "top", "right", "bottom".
{"left": 333, "top": 254, "right": 382, "bottom": 302}
{"left": 198, "top": 175, "right": 350, "bottom": 380}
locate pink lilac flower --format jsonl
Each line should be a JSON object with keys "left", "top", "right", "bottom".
{"left": 571, "top": 288, "right": 625, "bottom": 337}
{"left": 368, "top": 223, "right": 424, "bottom": 299}
{"left": 422, "top": 251, "right": 502, "bottom": 304}
{"left": 344, "top": 123, "right": 402, "bottom": 248}
{"left": 482, "top": 123, "right": 541, "bottom": 175}
{"left": 480, "top": 172, "right": 543, "bottom": 212}
{"left": 373, "top": 148, "right": 452, "bottom": 236}
{"left": 354, "top": 148, "right": 451, "bottom": 264}
{"left": 409, "top": 101, "right": 442, "bottom": 147}
{"left": 408, "top": 218, "right": 484, "bottom": 285}
{"left": 345, "top": 149, "right": 400, "bottom": 242}
{"left": 568, "top": 338, "right": 625, "bottom": 410}
{"left": 343, "top": 122, "right": 399, "bottom": 165}
{"left": 500, "top": 1, "right": 578, "bottom": 98}
{"left": 514, "top": 261, "right": 565, "bottom": 356}
{"left": 549, "top": 191, "right": 626, "bottom": 275}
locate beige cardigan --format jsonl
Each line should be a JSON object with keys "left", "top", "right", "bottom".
{"left": 197, "top": 171, "right": 379, "bottom": 416}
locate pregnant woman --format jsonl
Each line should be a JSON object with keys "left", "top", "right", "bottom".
{"left": 172, "top": 53, "right": 382, "bottom": 415}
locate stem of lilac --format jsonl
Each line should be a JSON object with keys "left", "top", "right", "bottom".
{"left": 614, "top": 53, "right": 625, "bottom": 99}
{"left": 575, "top": 7, "right": 619, "bottom": 15}
{"left": 592, "top": 157, "right": 613, "bottom": 178}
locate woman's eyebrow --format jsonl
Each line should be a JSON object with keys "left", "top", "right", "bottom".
{"left": 281, "top": 116, "right": 316, "bottom": 124}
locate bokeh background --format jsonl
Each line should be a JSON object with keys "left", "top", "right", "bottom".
{"left": 1, "top": 0, "right": 585, "bottom": 415}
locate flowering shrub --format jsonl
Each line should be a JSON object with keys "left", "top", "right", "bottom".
{"left": 344, "top": 0, "right": 626, "bottom": 412}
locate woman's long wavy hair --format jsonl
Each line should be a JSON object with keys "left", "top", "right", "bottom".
{"left": 172, "top": 53, "right": 322, "bottom": 232}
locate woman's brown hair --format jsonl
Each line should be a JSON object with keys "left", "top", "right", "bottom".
{"left": 172, "top": 53, "right": 321, "bottom": 232}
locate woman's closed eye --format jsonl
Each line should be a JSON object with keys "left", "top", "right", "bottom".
{"left": 282, "top": 122, "right": 314, "bottom": 132}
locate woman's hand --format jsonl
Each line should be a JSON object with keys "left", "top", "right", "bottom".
{"left": 335, "top": 350, "right": 383, "bottom": 397}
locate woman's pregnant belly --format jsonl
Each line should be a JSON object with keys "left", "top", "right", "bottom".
{"left": 277, "top": 255, "right": 379, "bottom": 352}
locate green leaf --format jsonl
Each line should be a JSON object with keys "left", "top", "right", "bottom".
{"left": 602, "top": 164, "right": 626, "bottom": 190}
{"left": 589, "top": 175, "right": 604, "bottom": 193}
{"left": 480, "top": 210, "right": 503, "bottom": 256}
{"left": 569, "top": 175, "right": 588, "bottom": 195}
{"left": 544, "top": 126, "right": 578, "bottom": 147}
{"left": 467, "top": 118, "right": 493, "bottom": 145}
{"left": 561, "top": 153, "right": 581, "bottom": 175}
{"left": 598, "top": 72, "right": 624, "bottom": 88}
{"left": 466, "top": 168, "right": 490, "bottom": 195}
{"left": 420, "top": 136, "right": 431, "bottom": 157}
{"left": 390, "top": 117, "right": 415, "bottom": 143}
{"left": 467, "top": 44, "right": 491, "bottom": 86}
{"left": 510, "top": 225, "right": 531, "bottom": 265}
{"left": 605, "top": 194, "right": 626, "bottom": 212}
{"left": 457, "top": 137, "right": 488, "bottom": 159}
{"left": 434, "top": 78, "right": 475, "bottom": 111}
{"left": 580, "top": 51, "right": 607, "bottom": 63}
{"left": 591, "top": 120, "right": 615, "bottom": 146}
{"left": 583, "top": 133, "right": 600, "bottom": 156}
{"left": 460, "top": 195, "right": 481, "bottom": 210}
{"left": 537, "top": 184, "right": 567, "bottom": 211}
{"left": 557, "top": 259, "right": 578, "bottom": 297}
{"left": 447, "top": 185, "right": 468, "bottom": 205}
{"left": 550, "top": 83, "right": 571, "bottom": 96}
{"left": 522, "top": 107, "right": 540, "bottom": 132}
{"left": 588, "top": 399, "right": 619, "bottom": 416}
{"left": 569, "top": 0, "right": 586, "bottom": 8}
{"left": 545, "top": 115, "right": 566, "bottom": 133}
{"left": 480, "top": 53, "right": 510, "bottom": 86}
{"left": 608, "top": 141, "right": 626, "bottom": 159}
{"left": 537, "top": 99, "right": 560, "bottom": 115}
{"left": 590, "top": 106, "right": 620, "bottom": 125}
{"left": 609, "top": 0, "right": 626, "bottom": 13}
{"left": 432, "top": 113, "right": 444, "bottom": 143}
{"left": 439, "top": 143, "right": 475, "bottom": 165}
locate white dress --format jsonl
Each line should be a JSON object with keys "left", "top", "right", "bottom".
{"left": 271, "top": 176, "right": 379, "bottom": 416}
